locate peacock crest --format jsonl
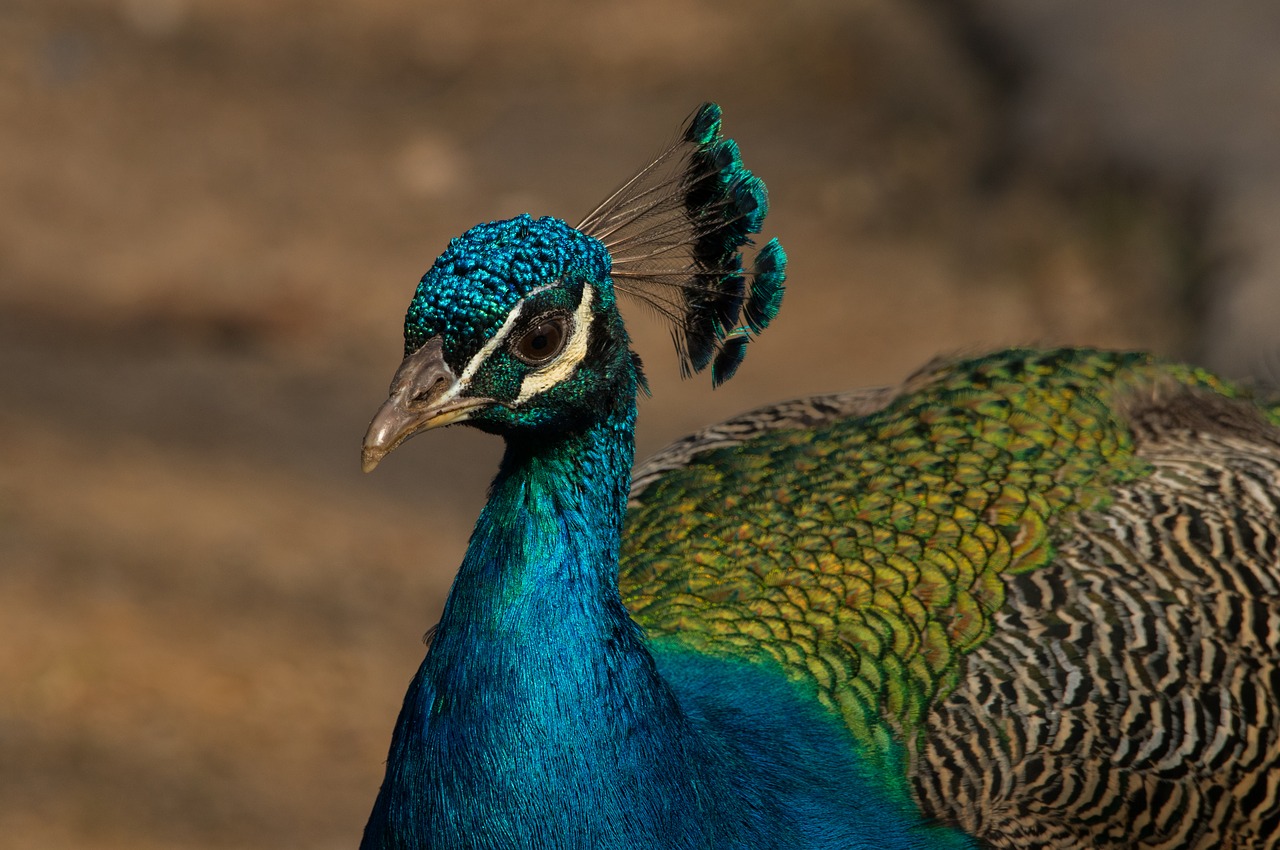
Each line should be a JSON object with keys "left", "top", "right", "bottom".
{"left": 578, "top": 103, "right": 787, "bottom": 387}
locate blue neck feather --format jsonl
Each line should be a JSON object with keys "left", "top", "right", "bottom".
{"left": 361, "top": 388, "right": 977, "bottom": 849}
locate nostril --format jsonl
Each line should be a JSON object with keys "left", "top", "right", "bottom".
{"left": 390, "top": 337, "right": 457, "bottom": 407}
{"left": 411, "top": 376, "right": 447, "bottom": 404}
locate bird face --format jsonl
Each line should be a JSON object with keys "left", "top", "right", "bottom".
{"left": 362, "top": 104, "right": 787, "bottom": 472}
{"left": 362, "top": 214, "right": 633, "bottom": 471}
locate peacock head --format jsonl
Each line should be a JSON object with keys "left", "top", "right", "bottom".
{"left": 362, "top": 103, "right": 787, "bottom": 472}
{"left": 361, "top": 214, "right": 631, "bottom": 467}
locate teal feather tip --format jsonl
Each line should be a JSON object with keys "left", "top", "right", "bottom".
{"left": 710, "top": 334, "right": 749, "bottom": 387}
{"left": 743, "top": 238, "right": 786, "bottom": 334}
{"left": 682, "top": 101, "right": 722, "bottom": 146}
{"left": 577, "top": 102, "right": 786, "bottom": 388}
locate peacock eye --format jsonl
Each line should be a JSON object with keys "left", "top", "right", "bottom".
{"left": 511, "top": 316, "right": 568, "bottom": 366}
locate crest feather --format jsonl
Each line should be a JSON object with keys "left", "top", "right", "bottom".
{"left": 578, "top": 103, "right": 788, "bottom": 387}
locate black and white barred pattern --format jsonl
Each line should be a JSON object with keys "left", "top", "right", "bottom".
{"left": 629, "top": 386, "right": 897, "bottom": 501}
{"left": 914, "top": 395, "right": 1280, "bottom": 848}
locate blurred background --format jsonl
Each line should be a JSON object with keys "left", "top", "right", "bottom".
{"left": 3, "top": 1, "right": 1278, "bottom": 847}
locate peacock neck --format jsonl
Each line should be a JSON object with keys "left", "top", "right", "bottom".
{"left": 363, "top": 390, "right": 978, "bottom": 849}
{"left": 437, "top": 383, "right": 639, "bottom": 660}
{"left": 451, "top": 398, "right": 636, "bottom": 622}
{"left": 363, "top": 390, "right": 748, "bottom": 847}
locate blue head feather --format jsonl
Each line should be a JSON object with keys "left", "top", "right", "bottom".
{"left": 403, "top": 214, "right": 611, "bottom": 365}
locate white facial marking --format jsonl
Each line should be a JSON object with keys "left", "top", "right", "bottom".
{"left": 434, "top": 290, "right": 536, "bottom": 406}
{"left": 434, "top": 283, "right": 593, "bottom": 407}
{"left": 514, "top": 283, "right": 595, "bottom": 404}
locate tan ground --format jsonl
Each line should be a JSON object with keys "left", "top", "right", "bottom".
{"left": 1, "top": 2, "right": 1226, "bottom": 847}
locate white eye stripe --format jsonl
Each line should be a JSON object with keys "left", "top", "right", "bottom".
{"left": 440, "top": 283, "right": 592, "bottom": 405}
{"left": 436, "top": 299, "right": 529, "bottom": 406}
{"left": 515, "top": 283, "right": 595, "bottom": 404}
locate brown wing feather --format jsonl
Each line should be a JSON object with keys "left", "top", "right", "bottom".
{"left": 913, "top": 392, "right": 1280, "bottom": 848}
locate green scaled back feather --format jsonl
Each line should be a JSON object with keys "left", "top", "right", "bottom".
{"left": 578, "top": 103, "right": 786, "bottom": 388}
{"left": 619, "top": 348, "right": 1249, "bottom": 755}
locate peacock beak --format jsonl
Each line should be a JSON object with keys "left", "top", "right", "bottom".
{"left": 361, "top": 337, "right": 488, "bottom": 473}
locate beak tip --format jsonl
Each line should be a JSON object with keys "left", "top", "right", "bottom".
{"left": 362, "top": 340, "right": 473, "bottom": 474}
{"left": 361, "top": 446, "right": 384, "bottom": 474}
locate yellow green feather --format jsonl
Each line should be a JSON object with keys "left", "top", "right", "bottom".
{"left": 620, "top": 348, "right": 1263, "bottom": 751}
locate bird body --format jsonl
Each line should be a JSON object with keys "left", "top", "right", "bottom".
{"left": 363, "top": 362, "right": 972, "bottom": 849}
{"left": 359, "top": 105, "right": 1280, "bottom": 848}
{"left": 626, "top": 347, "right": 1280, "bottom": 847}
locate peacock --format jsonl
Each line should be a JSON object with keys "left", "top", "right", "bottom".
{"left": 358, "top": 103, "right": 1280, "bottom": 849}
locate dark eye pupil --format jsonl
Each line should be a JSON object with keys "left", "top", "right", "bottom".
{"left": 514, "top": 318, "right": 566, "bottom": 364}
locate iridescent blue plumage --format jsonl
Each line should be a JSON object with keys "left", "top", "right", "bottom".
{"left": 403, "top": 215, "right": 610, "bottom": 362}
{"left": 362, "top": 388, "right": 971, "bottom": 848}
